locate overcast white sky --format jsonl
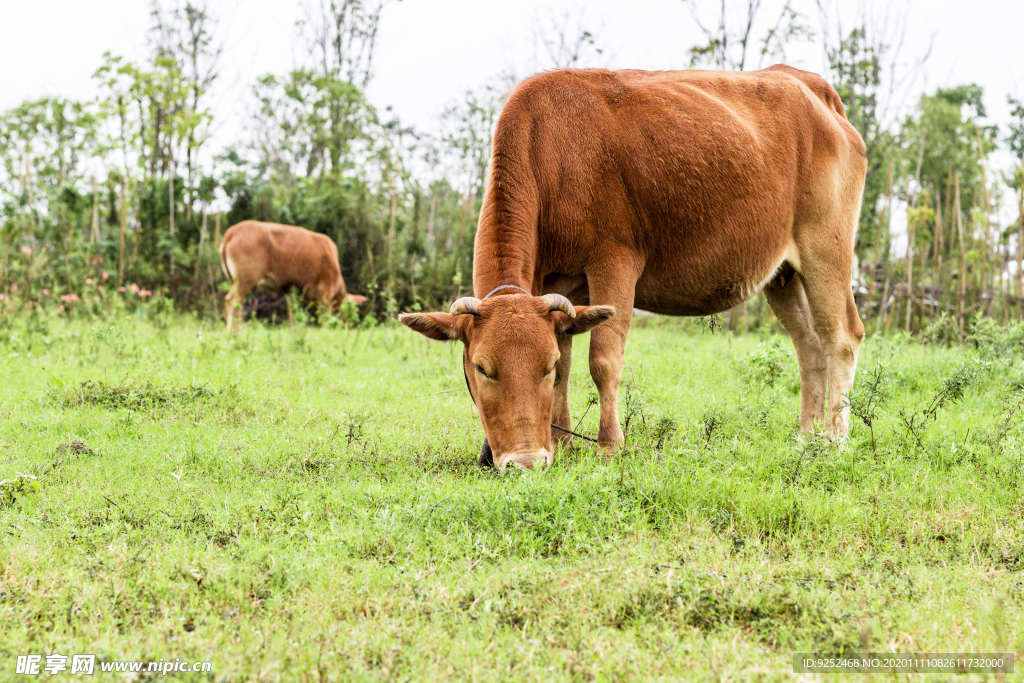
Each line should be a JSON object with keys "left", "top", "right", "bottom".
{"left": 3, "top": 0, "right": 1022, "bottom": 136}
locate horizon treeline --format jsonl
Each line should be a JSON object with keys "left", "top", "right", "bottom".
{"left": 1, "top": 0, "right": 1023, "bottom": 337}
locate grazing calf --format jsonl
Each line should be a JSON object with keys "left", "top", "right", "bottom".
{"left": 220, "top": 220, "right": 366, "bottom": 330}
{"left": 401, "top": 65, "right": 867, "bottom": 469}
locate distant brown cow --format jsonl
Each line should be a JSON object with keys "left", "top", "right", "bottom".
{"left": 220, "top": 220, "right": 366, "bottom": 330}
{"left": 401, "top": 65, "right": 867, "bottom": 469}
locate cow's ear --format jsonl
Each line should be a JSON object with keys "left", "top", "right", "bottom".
{"left": 556, "top": 305, "right": 615, "bottom": 336}
{"left": 399, "top": 312, "right": 467, "bottom": 341}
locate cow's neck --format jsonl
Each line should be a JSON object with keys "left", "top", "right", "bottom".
{"left": 471, "top": 189, "right": 539, "bottom": 298}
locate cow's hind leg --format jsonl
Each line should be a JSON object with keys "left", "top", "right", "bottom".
{"left": 800, "top": 270, "right": 864, "bottom": 438}
{"left": 795, "top": 159, "right": 867, "bottom": 438}
{"left": 765, "top": 274, "right": 827, "bottom": 432}
{"left": 225, "top": 277, "right": 254, "bottom": 332}
{"left": 224, "top": 282, "right": 240, "bottom": 331}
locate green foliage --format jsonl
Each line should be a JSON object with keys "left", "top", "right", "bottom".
{"left": 967, "top": 316, "right": 1024, "bottom": 364}
{"left": 901, "top": 83, "right": 995, "bottom": 211}
{"left": 693, "top": 313, "right": 724, "bottom": 334}
{"left": 0, "top": 473, "right": 40, "bottom": 510}
{"left": 921, "top": 312, "right": 959, "bottom": 346}
{"left": 845, "top": 357, "right": 892, "bottom": 452}
{"left": 898, "top": 354, "right": 986, "bottom": 447}
{"left": 740, "top": 339, "right": 790, "bottom": 394}
{"left": 0, "top": 0, "right": 492, "bottom": 320}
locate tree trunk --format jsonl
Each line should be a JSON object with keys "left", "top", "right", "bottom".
{"left": 24, "top": 128, "right": 35, "bottom": 235}
{"left": 196, "top": 203, "right": 207, "bottom": 281}
{"left": 425, "top": 192, "right": 436, "bottom": 253}
{"left": 90, "top": 176, "right": 100, "bottom": 244}
{"left": 169, "top": 146, "right": 176, "bottom": 283}
{"left": 118, "top": 176, "right": 128, "bottom": 285}
{"left": 132, "top": 190, "right": 140, "bottom": 283}
{"left": 387, "top": 170, "right": 398, "bottom": 298}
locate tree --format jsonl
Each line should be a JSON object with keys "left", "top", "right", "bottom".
{"left": 902, "top": 85, "right": 995, "bottom": 214}
{"left": 1006, "top": 95, "right": 1024, "bottom": 303}
{"left": 683, "top": 0, "right": 813, "bottom": 71}
{"left": 530, "top": 3, "right": 608, "bottom": 70}
{"left": 816, "top": 0, "right": 932, "bottom": 245}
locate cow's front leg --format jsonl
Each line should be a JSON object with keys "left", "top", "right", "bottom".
{"left": 551, "top": 332, "right": 574, "bottom": 450}
{"left": 586, "top": 254, "right": 642, "bottom": 450}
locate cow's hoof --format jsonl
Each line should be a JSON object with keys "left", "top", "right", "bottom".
{"left": 478, "top": 438, "right": 494, "bottom": 468}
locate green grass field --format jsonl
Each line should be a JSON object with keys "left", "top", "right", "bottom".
{"left": 1, "top": 309, "right": 1022, "bottom": 681}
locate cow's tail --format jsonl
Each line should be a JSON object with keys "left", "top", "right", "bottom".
{"left": 219, "top": 237, "right": 234, "bottom": 282}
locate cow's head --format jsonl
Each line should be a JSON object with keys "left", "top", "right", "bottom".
{"left": 400, "top": 293, "right": 614, "bottom": 469}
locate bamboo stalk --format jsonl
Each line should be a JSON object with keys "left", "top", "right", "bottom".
{"left": 873, "top": 158, "right": 895, "bottom": 271}
{"left": 955, "top": 172, "right": 966, "bottom": 342}
{"left": 1017, "top": 187, "right": 1023, "bottom": 318}
{"left": 870, "top": 159, "right": 896, "bottom": 330}
{"left": 918, "top": 236, "right": 928, "bottom": 330}
{"left": 875, "top": 276, "right": 890, "bottom": 333}
{"left": 905, "top": 211, "right": 914, "bottom": 333}
{"left": 934, "top": 191, "right": 943, "bottom": 319}
{"left": 975, "top": 126, "right": 993, "bottom": 302}
{"left": 211, "top": 212, "right": 222, "bottom": 316}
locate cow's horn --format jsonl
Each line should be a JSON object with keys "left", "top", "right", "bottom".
{"left": 543, "top": 293, "right": 576, "bottom": 318}
{"left": 449, "top": 297, "right": 482, "bottom": 316}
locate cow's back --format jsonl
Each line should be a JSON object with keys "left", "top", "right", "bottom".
{"left": 221, "top": 221, "right": 341, "bottom": 296}
{"left": 480, "top": 66, "right": 865, "bottom": 315}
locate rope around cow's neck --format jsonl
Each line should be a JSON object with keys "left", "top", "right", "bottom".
{"left": 460, "top": 284, "right": 600, "bottom": 447}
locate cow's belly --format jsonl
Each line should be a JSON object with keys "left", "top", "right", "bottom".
{"left": 632, "top": 235, "right": 794, "bottom": 316}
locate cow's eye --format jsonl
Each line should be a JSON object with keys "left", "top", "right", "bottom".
{"left": 475, "top": 364, "right": 490, "bottom": 379}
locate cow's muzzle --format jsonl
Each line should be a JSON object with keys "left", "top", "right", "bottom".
{"left": 494, "top": 448, "right": 553, "bottom": 471}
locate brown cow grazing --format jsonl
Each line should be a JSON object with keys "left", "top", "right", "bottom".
{"left": 220, "top": 220, "right": 367, "bottom": 330}
{"left": 401, "top": 65, "right": 867, "bottom": 470}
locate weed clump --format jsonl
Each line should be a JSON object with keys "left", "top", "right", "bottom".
{"left": 47, "top": 379, "right": 220, "bottom": 410}
{"left": 899, "top": 355, "right": 985, "bottom": 447}
{"left": 610, "top": 570, "right": 861, "bottom": 652}
{"left": 741, "top": 339, "right": 790, "bottom": 394}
